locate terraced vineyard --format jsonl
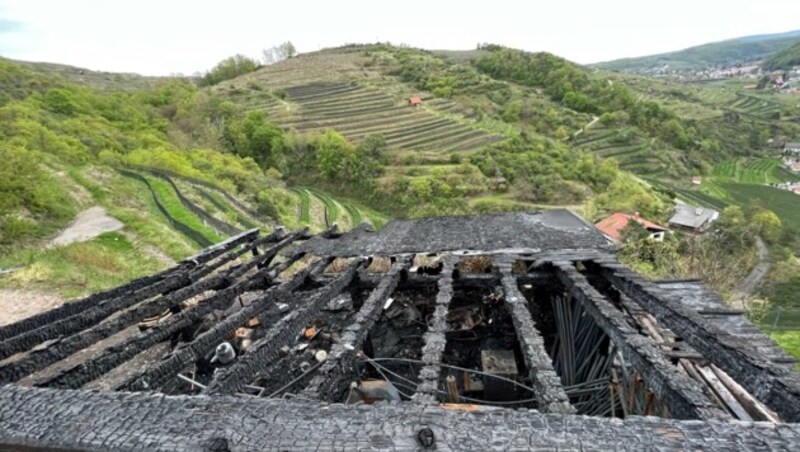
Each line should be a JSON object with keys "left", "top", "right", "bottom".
{"left": 173, "top": 180, "right": 265, "bottom": 231}
{"left": 712, "top": 159, "right": 800, "bottom": 184}
{"left": 725, "top": 93, "right": 783, "bottom": 119}
{"left": 673, "top": 188, "right": 729, "bottom": 210}
{"left": 572, "top": 125, "right": 670, "bottom": 177}
{"left": 289, "top": 187, "right": 385, "bottom": 231}
{"left": 265, "top": 83, "right": 504, "bottom": 153}
{"left": 721, "top": 183, "right": 800, "bottom": 227}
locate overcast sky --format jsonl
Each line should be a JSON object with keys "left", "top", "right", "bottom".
{"left": 1, "top": 0, "right": 799, "bottom": 76}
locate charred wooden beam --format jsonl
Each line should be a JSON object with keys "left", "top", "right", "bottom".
{"left": 497, "top": 262, "right": 574, "bottom": 414}
{"left": 36, "top": 250, "right": 309, "bottom": 390}
{"left": 121, "top": 253, "right": 319, "bottom": 391}
{"left": 203, "top": 259, "right": 365, "bottom": 395}
{"left": 317, "top": 271, "right": 553, "bottom": 290}
{"left": 181, "top": 228, "right": 262, "bottom": 266}
{"left": 552, "top": 262, "right": 729, "bottom": 420}
{"left": 0, "top": 229, "right": 261, "bottom": 343}
{"left": 303, "top": 257, "right": 412, "bottom": 401}
{"left": 0, "top": 275, "right": 191, "bottom": 362}
{"left": 0, "top": 229, "right": 301, "bottom": 363}
{"left": 596, "top": 261, "right": 800, "bottom": 422}
{"left": 187, "top": 228, "right": 289, "bottom": 280}
{"left": 412, "top": 255, "right": 458, "bottom": 402}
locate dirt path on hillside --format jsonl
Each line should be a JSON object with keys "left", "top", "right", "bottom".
{"left": 732, "top": 236, "right": 770, "bottom": 307}
{"left": 48, "top": 206, "right": 124, "bottom": 248}
{"left": 0, "top": 289, "right": 64, "bottom": 326}
{"left": 573, "top": 116, "right": 599, "bottom": 137}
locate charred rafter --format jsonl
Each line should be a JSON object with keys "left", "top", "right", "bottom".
{"left": 0, "top": 232, "right": 301, "bottom": 384}
{"left": 0, "top": 229, "right": 261, "bottom": 343}
{"left": 596, "top": 260, "right": 800, "bottom": 422}
{"left": 495, "top": 258, "right": 573, "bottom": 414}
{"left": 303, "top": 257, "right": 412, "bottom": 401}
{"left": 204, "top": 258, "right": 365, "bottom": 395}
{"left": 552, "top": 261, "right": 728, "bottom": 420}
{"left": 0, "top": 229, "right": 286, "bottom": 361}
{"left": 36, "top": 229, "right": 320, "bottom": 390}
{"left": 121, "top": 252, "right": 316, "bottom": 392}
{"left": 412, "top": 255, "right": 458, "bottom": 401}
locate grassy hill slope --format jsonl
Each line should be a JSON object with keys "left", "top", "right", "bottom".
{"left": 594, "top": 30, "right": 800, "bottom": 73}
{"left": 763, "top": 40, "right": 800, "bottom": 70}
{"left": 0, "top": 58, "right": 372, "bottom": 299}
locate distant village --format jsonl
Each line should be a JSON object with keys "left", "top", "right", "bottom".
{"left": 777, "top": 141, "right": 800, "bottom": 193}
{"left": 645, "top": 63, "right": 800, "bottom": 93}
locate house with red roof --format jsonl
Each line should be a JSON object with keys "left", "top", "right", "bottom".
{"left": 408, "top": 96, "right": 422, "bottom": 107}
{"left": 594, "top": 212, "right": 667, "bottom": 243}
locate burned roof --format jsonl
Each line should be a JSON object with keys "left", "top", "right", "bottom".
{"left": 1, "top": 211, "right": 799, "bottom": 451}
{"left": 298, "top": 209, "right": 617, "bottom": 256}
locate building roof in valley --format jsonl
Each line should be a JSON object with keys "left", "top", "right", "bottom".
{"left": 594, "top": 212, "right": 666, "bottom": 242}
{"left": 669, "top": 204, "right": 719, "bottom": 230}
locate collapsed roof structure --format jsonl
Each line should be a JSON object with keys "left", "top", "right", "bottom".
{"left": 1, "top": 210, "right": 799, "bottom": 450}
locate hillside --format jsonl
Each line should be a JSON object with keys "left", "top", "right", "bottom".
{"left": 4, "top": 43, "right": 800, "bottom": 360}
{"left": 0, "top": 57, "right": 381, "bottom": 308}
{"left": 213, "top": 46, "right": 661, "bottom": 218}
{"left": 594, "top": 29, "right": 800, "bottom": 73}
{"left": 12, "top": 59, "right": 174, "bottom": 91}
{"left": 763, "top": 40, "right": 800, "bottom": 70}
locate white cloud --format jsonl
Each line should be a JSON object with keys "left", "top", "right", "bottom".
{"left": 1, "top": 0, "right": 799, "bottom": 75}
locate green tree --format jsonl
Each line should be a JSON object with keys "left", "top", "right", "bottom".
{"left": 223, "top": 111, "right": 285, "bottom": 169}
{"left": 752, "top": 209, "right": 782, "bottom": 243}
{"left": 201, "top": 54, "right": 260, "bottom": 86}
{"left": 262, "top": 41, "right": 297, "bottom": 65}
{"left": 315, "top": 130, "right": 354, "bottom": 180}
{"left": 43, "top": 89, "right": 79, "bottom": 115}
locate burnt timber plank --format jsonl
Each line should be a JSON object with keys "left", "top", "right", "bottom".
{"left": 597, "top": 260, "right": 800, "bottom": 422}
{"left": 204, "top": 259, "right": 365, "bottom": 395}
{"left": 552, "top": 262, "right": 728, "bottom": 420}
{"left": 304, "top": 257, "right": 412, "bottom": 401}
{"left": 498, "top": 262, "right": 574, "bottom": 413}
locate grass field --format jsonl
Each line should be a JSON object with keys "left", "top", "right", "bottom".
{"left": 69, "top": 167, "right": 197, "bottom": 260}
{"left": 144, "top": 176, "right": 225, "bottom": 244}
{"left": 721, "top": 182, "right": 800, "bottom": 227}
{"left": 0, "top": 232, "right": 164, "bottom": 299}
